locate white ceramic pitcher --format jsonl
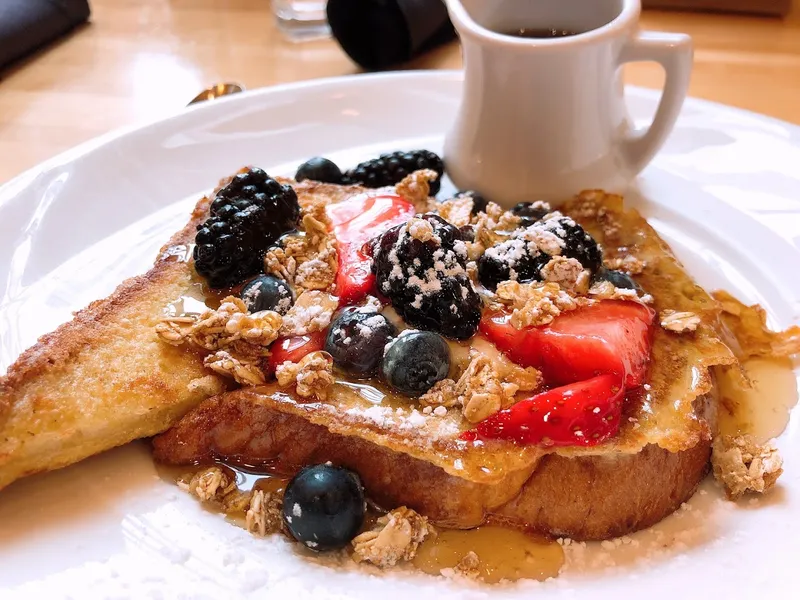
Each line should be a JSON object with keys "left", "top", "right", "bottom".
{"left": 443, "top": 0, "right": 693, "bottom": 207}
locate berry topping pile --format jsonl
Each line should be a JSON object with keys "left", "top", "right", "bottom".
{"left": 282, "top": 464, "right": 366, "bottom": 551}
{"left": 371, "top": 214, "right": 482, "bottom": 340}
{"left": 194, "top": 168, "right": 301, "bottom": 288}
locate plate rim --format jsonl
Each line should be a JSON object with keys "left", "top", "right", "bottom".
{"left": 2, "top": 69, "right": 799, "bottom": 200}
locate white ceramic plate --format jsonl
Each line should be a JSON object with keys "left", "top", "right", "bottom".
{"left": 1, "top": 71, "right": 799, "bottom": 600}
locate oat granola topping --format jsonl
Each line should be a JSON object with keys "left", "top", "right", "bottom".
{"left": 351, "top": 507, "right": 433, "bottom": 568}
{"left": 205, "top": 350, "right": 266, "bottom": 386}
{"left": 588, "top": 280, "right": 652, "bottom": 304}
{"left": 540, "top": 256, "right": 590, "bottom": 293}
{"left": 660, "top": 309, "right": 701, "bottom": 333}
{"left": 275, "top": 351, "right": 335, "bottom": 400}
{"left": 280, "top": 290, "right": 338, "bottom": 336}
{"left": 453, "top": 551, "right": 481, "bottom": 579}
{"left": 420, "top": 353, "right": 540, "bottom": 422}
{"left": 712, "top": 435, "right": 783, "bottom": 500}
{"left": 264, "top": 199, "right": 338, "bottom": 292}
{"left": 178, "top": 466, "right": 252, "bottom": 513}
{"left": 407, "top": 217, "right": 437, "bottom": 242}
{"left": 495, "top": 281, "right": 580, "bottom": 329}
{"left": 156, "top": 296, "right": 282, "bottom": 365}
{"left": 605, "top": 254, "right": 646, "bottom": 275}
{"left": 395, "top": 169, "right": 439, "bottom": 213}
{"left": 471, "top": 202, "right": 521, "bottom": 251}
{"left": 436, "top": 196, "right": 473, "bottom": 228}
{"left": 246, "top": 489, "right": 285, "bottom": 537}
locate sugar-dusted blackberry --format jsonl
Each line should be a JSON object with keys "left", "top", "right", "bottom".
{"left": 295, "top": 157, "right": 343, "bottom": 184}
{"left": 194, "top": 168, "right": 301, "bottom": 288}
{"left": 512, "top": 201, "right": 551, "bottom": 227}
{"left": 454, "top": 190, "right": 489, "bottom": 215}
{"left": 343, "top": 150, "right": 444, "bottom": 196}
{"left": 477, "top": 237, "right": 550, "bottom": 290}
{"left": 371, "top": 214, "right": 481, "bottom": 340}
{"left": 539, "top": 214, "right": 603, "bottom": 272}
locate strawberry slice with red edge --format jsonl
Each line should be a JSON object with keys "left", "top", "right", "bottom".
{"left": 326, "top": 194, "right": 416, "bottom": 306}
{"left": 267, "top": 330, "right": 327, "bottom": 372}
{"left": 460, "top": 374, "right": 625, "bottom": 447}
{"left": 479, "top": 300, "right": 654, "bottom": 388}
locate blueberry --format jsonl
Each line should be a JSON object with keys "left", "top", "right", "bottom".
{"left": 512, "top": 201, "right": 551, "bottom": 227}
{"left": 282, "top": 464, "right": 365, "bottom": 552}
{"left": 295, "top": 157, "right": 344, "bottom": 184}
{"left": 382, "top": 331, "right": 450, "bottom": 396}
{"left": 454, "top": 190, "right": 489, "bottom": 215}
{"left": 594, "top": 267, "right": 643, "bottom": 292}
{"left": 324, "top": 309, "right": 397, "bottom": 377}
{"left": 240, "top": 275, "right": 294, "bottom": 314}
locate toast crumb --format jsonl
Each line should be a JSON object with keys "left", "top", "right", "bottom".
{"left": 264, "top": 200, "right": 338, "bottom": 293}
{"left": 540, "top": 256, "right": 590, "bottom": 294}
{"left": 280, "top": 290, "right": 338, "bottom": 336}
{"left": 352, "top": 507, "right": 433, "bottom": 568}
{"left": 712, "top": 434, "right": 783, "bottom": 500}
{"left": 395, "top": 170, "right": 438, "bottom": 213}
{"left": 187, "top": 374, "right": 225, "bottom": 396}
{"left": 496, "top": 281, "right": 579, "bottom": 328}
{"left": 205, "top": 351, "right": 266, "bottom": 386}
{"left": 246, "top": 489, "right": 285, "bottom": 537}
{"left": 275, "top": 351, "right": 335, "bottom": 401}
{"left": 605, "top": 255, "right": 646, "bottom": 275}
{"left": 660, "top": 310, "right": 701, "bottom": 333}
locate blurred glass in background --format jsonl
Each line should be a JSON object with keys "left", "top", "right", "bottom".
{"left": 272, "top": 0, "right": 330, "bottom": 41}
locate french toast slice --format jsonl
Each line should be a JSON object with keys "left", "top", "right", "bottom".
{"left": 0, "top": 178, "right": 365, "bottom": 491}
{"left": 153, "top": 191, "right": 738, "bottom": 540}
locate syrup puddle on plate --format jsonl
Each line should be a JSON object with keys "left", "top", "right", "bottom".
{"left": 157, "top": 461, "right": 564, "bottom": 583}
{"left": 717, "top": 357, "right": 799, "bottom": 442}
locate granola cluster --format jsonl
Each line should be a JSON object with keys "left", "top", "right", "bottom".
{"left": 351, "top": 507, "right": 433, "bottom": 568}
{"left": 264, "top": 199, "right": 338, "bottom": 293}
{"left": 660, "top": 309, "right": 701, "bottom": 333}
{"left": 156, "top": 296, "right": 282, "bottom": 385}
{"left": 275, "top": 351, "right": 335, "bottom": 401}
{"left": 395, "top": 170, "right": 439, "bottom": 213}
{"left": 711, "top": 435, "right": 784, "bottom": 500}
{"left": 495, "top": 281, "right": 581, "bottom": 329}
{"left": 246, "top": 489, "right": 285, "bottom": 537}
{"left": 179, "top": 467, "right": 253, "bottom": 515}
{"left": 420, "top": 352, "right": 542, "bottom": 423}
{"left": 588, "top": 280, "right": 652, "bottom": 304}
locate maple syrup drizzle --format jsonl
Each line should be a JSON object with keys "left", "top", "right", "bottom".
{"left": 413, "top": 525, "right": 563, "bottom": 583}
{"left": 717, "top": 357, "right": 799, "bottom": 442}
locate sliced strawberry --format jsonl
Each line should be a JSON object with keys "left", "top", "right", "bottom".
{"left": 461, "top": 374, "right": 624, "bottom": 447}
{"left": 327, "top": 194, "right": 415, "bottom": 305}
{"left": 479, "top": 300, "right": 654, "bottom": 387}
{"left": 267, "top": 330, "right": 327, "bottom": 372}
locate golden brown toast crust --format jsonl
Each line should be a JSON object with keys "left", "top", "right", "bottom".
{"left": 152, "top": 388, "right": 711, "bottom": 540}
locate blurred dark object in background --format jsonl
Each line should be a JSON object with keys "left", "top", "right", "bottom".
{"left": 643, "top": 0, "right": 791, "bottom": 17}
{"left": 0, "top": 0, "right": 91, "bottom": 70}
{"left": 328, "top": 0, "right": 455, "bottom": 70}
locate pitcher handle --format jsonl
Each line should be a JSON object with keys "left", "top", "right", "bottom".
{"left": 619, "top": 31, "right": 693, "bottom": 175}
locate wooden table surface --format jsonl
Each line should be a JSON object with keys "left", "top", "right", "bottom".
{"left": 1, "top": 0, "right": 799, "bottom": 184}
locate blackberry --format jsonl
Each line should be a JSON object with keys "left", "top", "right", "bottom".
{"left": 295, "top": 157, "right": 343, "bottom": 184}
{"left": 194, "top": 168, "right": 300, "bottom": 288}
{"left": 539, "top": 215, "right": 603, "bottom": 272}
{"left": 343, "top": 150, "right": 444, "bottom": 196}
{"left": 453, "top": 190, "right": 489, "bottom": 215}
{"left": 512, "top": 201, "right": 551, "bottom": 228}
{"left": 371, "top": 214, "right": 481, "bottom": 340}
{"left": 477, "top": 237, "right": 550, "bottom": 290}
